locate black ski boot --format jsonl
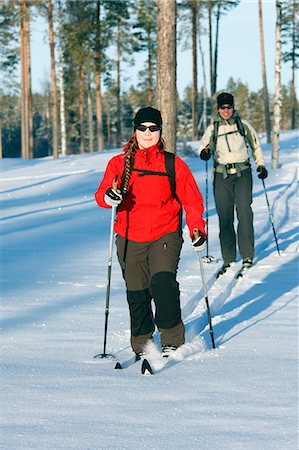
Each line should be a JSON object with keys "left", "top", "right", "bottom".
{"left": 162, "top": 345, "right": 177, "bottom": 358}
{"left": 242, "top": 258, "right": 253, "bottom": 269}
{"left": 216, "top": 262, "right": 232, "bottom": 279}
{"left": 236, "top": 258, "right": 253, "bottom": 279}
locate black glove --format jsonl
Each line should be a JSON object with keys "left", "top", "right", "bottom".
{"left": 257, "top": 166, "right": 268, "bottom": 179}
{"left": 104, "top": 187, "right": 123, "bottom": 207}
{"left": 191, "top": 230, "right": 206, "bottom": 252}
{"left": 199, "top": 148, "right": 211, "bottom": 161}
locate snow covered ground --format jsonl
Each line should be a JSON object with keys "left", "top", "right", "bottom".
{"left": 1, "top": 130, "right": 298, "bottom": 450}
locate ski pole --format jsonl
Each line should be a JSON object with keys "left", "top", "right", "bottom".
{"left": 203, "top": 160, "right": 214, "bottom": 263}
{"left": 94, "top": 181, "right": 118, "bottom": 359}
{"left": 197, "top": 251, "right": 216, "bottom": 349}
{"left": 262, "top": 179, "right": 280, "bottom": 256}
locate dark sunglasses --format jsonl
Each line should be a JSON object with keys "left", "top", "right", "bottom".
{"left": 135, "top": 124, "right": 161, "bottom": 132}
{"left": 219, "top": 105, "right": 234, "bottom": 110}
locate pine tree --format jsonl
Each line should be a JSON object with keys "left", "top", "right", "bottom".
{"left": 0, "top": 0, "right": 19, "bottom": 158}
{"left": 157, "top": 0, "right": 177, "bottom": 152}
{"left": 132, "top": 0, "right": 157, "bottom": 105}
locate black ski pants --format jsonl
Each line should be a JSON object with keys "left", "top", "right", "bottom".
{"left": 116, "top": 231, "right": 185, "bottom": 354}
{"left": 213, "top": 168, "right": 254, "bottom": 263}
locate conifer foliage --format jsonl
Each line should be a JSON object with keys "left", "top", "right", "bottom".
{"left": 0, "top": 0, "right": 297, "bottom": 159}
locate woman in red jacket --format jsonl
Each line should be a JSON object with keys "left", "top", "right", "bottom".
{"left": 95, "top": 107, "right": 206, "bottom": 358}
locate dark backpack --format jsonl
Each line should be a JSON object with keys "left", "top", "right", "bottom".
{"left": 121, "top": 150, "right": 177, "bottom": 198}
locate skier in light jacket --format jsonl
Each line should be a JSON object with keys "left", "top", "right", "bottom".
{"left": 198, "top": 92, "right": 268, "bottom": 278}
{"left": 95, "top": 107, "right": 206, "bottom": 358}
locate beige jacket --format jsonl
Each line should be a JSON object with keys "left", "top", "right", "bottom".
{"left": 199, "top": 112, "right": 265, "bottom": 167}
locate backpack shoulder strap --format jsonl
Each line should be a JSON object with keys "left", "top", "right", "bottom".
{"left": 236, "top": 116, "right": 246, "bottom": 137}
{"left": 236, "top": 116, "right": 251, "bottom": 149}
{"left": 213, "top": 121, "right": 219, "bottom": 147}
{"left": 164, "top": 151, "right": 176, "bottom": 198}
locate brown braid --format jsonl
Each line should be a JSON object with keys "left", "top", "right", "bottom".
{"left": 122, "top": 135, "right": 166, "bottom": 193}
{"left": 122, "top": 135, "right": 137, "bottom": 193}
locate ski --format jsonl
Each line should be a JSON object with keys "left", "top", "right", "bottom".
{"left": 236, "top": 266, "right": 251, "bottom": 279}
{"left": 114, "top": 354, "right": 141, "bottom": 370}
{"left": 215, "top": 263, "right": 233, "bottom": 279}
{"left": 141, "top": 358, "right": 155, "bottom": 375}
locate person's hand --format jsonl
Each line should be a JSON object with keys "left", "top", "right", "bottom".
{"left": 199, "top": 147, "right": 211, "bottom": 161}
{"left": 104, "top": 178, "right": 122, "bottom": 207}
{"left": 257, "top": 166, "right": 268, "bottom": 179}
{"left": 191, "top": 229, "right": 206, "bottom": 252}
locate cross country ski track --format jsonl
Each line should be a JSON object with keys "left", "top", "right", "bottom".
{"left": 177, "top": 163, "right": 298, "bottom": 355}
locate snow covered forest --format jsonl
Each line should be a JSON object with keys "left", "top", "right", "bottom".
{"left": 1, "top": 130, "right": 298, "bottom": 449}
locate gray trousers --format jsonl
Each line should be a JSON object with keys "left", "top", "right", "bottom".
{"left": 116, "top": 231, "right": 185, "bottom": 353}
{"left": 213, "top": 169, "right": 254, "bottom": 263}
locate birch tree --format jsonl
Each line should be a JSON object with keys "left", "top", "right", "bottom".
{"left": 191, "top": 0, "right": 198, "bottom": 140}
{"left": 20, "top": 0, "right": 29, "bottom": 158}
{"left": 258, "top": 0, "right": 271, "bottom": 143}
{"left": 48, "top": 0, "right": 58, "bottom": 158}
{"left": 57, "top": 0, "right": 66, "bottom": 156}
{"left": 272, "top": 0, "right": 282, "bottom": 169}
{"left": 281, "top": 0, "right": 299, "bottom": 130}
{"left": 157, "top": 0, "right": 177, "bottom": 152}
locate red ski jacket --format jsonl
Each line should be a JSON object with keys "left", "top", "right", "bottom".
{"left": 95, "top": 144, "right": 206, "bottom": 242}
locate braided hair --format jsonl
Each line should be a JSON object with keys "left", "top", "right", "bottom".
{"left": 121, "top": 134, "right": 166, "bottom": 194}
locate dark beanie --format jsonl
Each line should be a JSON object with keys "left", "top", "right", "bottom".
{"left": 133, "top": 107, "right": 162, "bottom": 128}
{"left": 217, "top": 92, "right": 234, "bottom": 108}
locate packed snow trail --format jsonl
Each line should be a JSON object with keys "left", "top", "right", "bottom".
{"left": 1, "top": 132, "right": 298, "bottom": 450}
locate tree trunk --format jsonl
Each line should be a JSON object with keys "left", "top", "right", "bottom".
{"left": 79, "top": 63, "right": 85, "bottom": 154}
{"left": 191, "top": 1, "right": 198, "bottom": 141}
{"left": 213, "top": 3, "right": 220, "bottom": 95}
{"left": 208, "top": 0, "right": 214, "bottom": 97}
{"left": 147, "top": 29, "right": 153, "bottom": 105}
{"left": 105, "top": 95, "right": 111, "bottom": 149}
{"left": 87, "top": 79, "right": 94, "bottom": 152}
{"left": 198, "top": 18, "right": 207, "bottom": 133}
{"left": 95, "top": 0, "right": 104, "bottom": 151}
{"left": 48, "top": 0, "right": 58, "bottom": 158}
{"left": 272, "top": 0, "right": 282, "bottom": 169}
{"left": 20, "top": 0, "right": 29, "bottom": 159}
{"left": 290, "top": 0, "right": 297, "bottom": 129}
{"left": 95, "top": 71, "right": 103, "bottom": 151}
{"left": 58, "top": 0, "right": 66, "bottom": 156}
{"left": 116, "top": 17, "right": 122, "bottom": 147}
{"left": 0, "top": 120, "right": 2, "bottom": 159}
{"left": 26, "top": 14, "right": 33, "bottom": 159}
{"left": 157, "top": 0, "right": 177, "bottom": 152}
{"left": 258, "top": 0, "right": 271, "bottom": 143}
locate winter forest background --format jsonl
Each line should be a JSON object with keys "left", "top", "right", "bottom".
{"left": 0, "top": 0, "right": 298, "bottom": 160}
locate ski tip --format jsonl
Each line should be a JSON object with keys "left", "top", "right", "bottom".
{"left": 141, "top": 359, "right": 154, "bottom": 375}
{"left": 114, "top": 362, "right": 123, "bottom": 370}
{"left": 236, "top": 270, "right": 246, "bottom": 280}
